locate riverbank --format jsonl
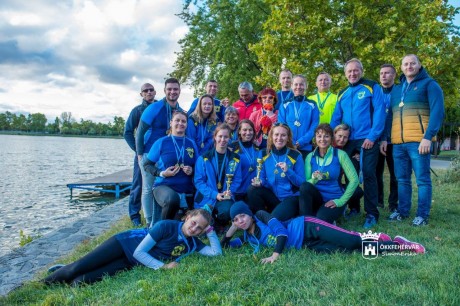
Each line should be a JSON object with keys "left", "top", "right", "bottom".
{"left": 0, "top": 131, "right": 123, "bottom": 139}
{"left": 0, "top": 197, "right": 129, "bottom": 296}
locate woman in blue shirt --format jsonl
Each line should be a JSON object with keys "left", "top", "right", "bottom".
{"left": 144, "top": 111, "right": 199, "bottom": 225}
{"left": 43, "top": 209, "right": 221, "bottom": 285}
{"left": 247, "top": 123, "right": 305, "bottom": 221}
{"left": 187, "top": 94, "right": 218, "bottom": 155}
{"left": 222, "top": 202, "right": 424, "bottom": 264}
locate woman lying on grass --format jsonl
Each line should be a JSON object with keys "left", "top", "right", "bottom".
{"left": 222, "top": 202, "right": 425, "bottom": 264}
{"left": 44, "top": 209, "right": 221, "bottom": 285}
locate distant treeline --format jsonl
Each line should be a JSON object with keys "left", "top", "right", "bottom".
{"left": 0, "top": 111, "right": 125, "bottom": 136}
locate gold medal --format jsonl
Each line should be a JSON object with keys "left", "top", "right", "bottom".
{"left": 249, "top": 167, "right": 254, "bottom": 172}
{"left": 180, "top": 163, "right": 185, "bottom": 168}
{"left": 399, "top": 101, "right": 404, "bottom": 108}
{"left": 201, "top": 143, "right": 204, "bottom": 148}
{"left": 175, "top": 163, "right": 179, "bottom": 168}
{"left": 281, "top": 172, "right": 286, "bottom": 177}
{"left": 294, "top": 120, "right": 301, "bottom": 127}
{"left": 217, "top": 182, "right": 222, "bottom": 189}
{"left": 320, "top": 111, "right": 324, "bottom": 116}
{"left": 274, "top": 169, "right": 279, "bottom": 174}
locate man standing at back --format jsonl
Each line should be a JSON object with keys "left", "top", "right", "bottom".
{"left": 377, "top": 64, "right": 398, "bottom": 213}
{"left": 136, "top": 78, "right": 183, "bottom": 226}
{"left": 386, "top": 54, "right": 444, "bottom": 226}
{"left": 308, "top": 72, "right": 337, "bottom": 124}
{"left": 331, "top": 58, "right": 386, "bottom": 229}
{"left": 276, "top": 69, "right": 294, "bottom": 111}
{"left": 124, "top": 83, "right": 157, "bottom": 226}
{"left": 187, "top": 80, "right": 229, "bottom": 122}
{"left": 233, "top": 81, "right": 262, "bottom": 120}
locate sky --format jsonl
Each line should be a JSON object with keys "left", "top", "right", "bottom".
{"left": 0, "top": 1, "right": 459, "bottom": 124}
{"left": 0, "top": 0, "right": 195, "bottom": 123}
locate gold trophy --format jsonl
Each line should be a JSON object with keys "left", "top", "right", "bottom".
{"left": 223, "top": 173, "right": 234, "bottom": 200}
{"left": 254, "top": 158, "right": 263, "bottom": 185}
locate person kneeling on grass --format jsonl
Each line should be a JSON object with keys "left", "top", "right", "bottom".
{"left": 221, "top": 202, "right": 425, "bottom": 264}
{"left": 43, "top": 209, "right": 221, "bottom": 285}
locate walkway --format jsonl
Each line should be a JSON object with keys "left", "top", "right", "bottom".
{"left": 0, "top": 198, "right": 128, "bottom": 296}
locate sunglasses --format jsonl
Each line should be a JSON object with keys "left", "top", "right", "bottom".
{"left": 261, "top": 96, "right": 274, "bottom": 100}
{"left": 273, "top": 122, "right": 289, "bottom": 128}
{"left": 142, "top": 88, "right": 155, "bottom": 93}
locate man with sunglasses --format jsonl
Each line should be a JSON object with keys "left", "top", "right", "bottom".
{"left": 136, "top": 78, "right": 183, "bottom": 227}
{"left": 124, "top": 83, "right": 157, "bottom": 226}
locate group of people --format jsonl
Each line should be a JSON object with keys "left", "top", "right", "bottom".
{"left": 43, "top": 54, "right": 441, "bottom": 286}
{"left": 124, "top": 54, "right": 444, "bottom": 231}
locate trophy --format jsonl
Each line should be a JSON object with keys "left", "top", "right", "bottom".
{"left": 223, "top": 160, "right": 236, "bottom": 199}
{"left": 254, "top": 158, "right": 263, "bottom": 185}
{"left": 223, "top": 173, "right": 234, "bottom": 200}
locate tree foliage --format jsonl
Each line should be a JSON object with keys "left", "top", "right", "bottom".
{"left": 173, "top": 0, "right": 459, "bottom": 99}
{"left": 172, "top": 0, "right": 269, "bottom": 101}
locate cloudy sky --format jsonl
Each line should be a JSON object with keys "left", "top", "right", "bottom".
{"left": 0, "top": 0, "right": 195, "bottom": 123}
{"left": 0, "top": 1, "right": 459, "bottom": 124}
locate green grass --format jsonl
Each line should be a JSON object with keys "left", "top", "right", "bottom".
{"left": 2, "top": 170, "right": 460, "bottom": 305}
{"left": 434, "top": 149, "right": 460, "bottom": 161}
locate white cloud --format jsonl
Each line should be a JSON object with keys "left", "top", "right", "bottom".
{"left": 0, "top": 0, "right": 194, "bottom": 123}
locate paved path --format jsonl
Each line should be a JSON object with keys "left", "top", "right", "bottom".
{"left": 0, "top": 197, "right": 128, "bottom": 296}
{"left": 430, "top": 159, "right": 453, "bottom": 170}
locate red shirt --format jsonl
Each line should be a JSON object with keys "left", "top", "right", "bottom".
{"left": 233, "top": 96, "right": 262, "bottom": 120}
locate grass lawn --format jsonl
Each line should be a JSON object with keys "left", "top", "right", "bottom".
{"left": 433, "top": 149, "right": 460, "bottom": 161}
{"left": 2, "top": 170, "right": 460, "bottom": 305}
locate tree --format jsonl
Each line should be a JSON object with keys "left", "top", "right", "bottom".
{"left": 172, "top": 0, "right": 269, "bottom": 101}
{"left": 12, "top": 114, "right": 27, "bottom": 131}
{"left": 28, "top": 113, "right": 47, "bottom": 132}
{"left": 112, "top": 116, "right": 125, "bottom": 136}
{"left": 250, "top": 0, "right": 460, "bottom": 96}
{"left": 0, "top": 113, "right": 8, "bottom": 130}
{"left": 60, "top": 112, "right": 74, "bottom": 130}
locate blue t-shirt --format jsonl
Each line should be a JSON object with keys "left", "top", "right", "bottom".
{"left": 147, "top": 135, "right": 198, "bottom": 193}
{"left": 116, "top": 220, "right": 205, "bottom": 265}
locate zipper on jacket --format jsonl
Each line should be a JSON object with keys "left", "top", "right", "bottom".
{"left": 399, "top": 107, "right": 404, "bottom": 143}
{"left": 417, "top": 113, "right": 425, "bottom": 135}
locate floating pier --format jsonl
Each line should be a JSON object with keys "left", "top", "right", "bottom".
{"left": 67, "top": 169, "right": 132, "bottom": 198}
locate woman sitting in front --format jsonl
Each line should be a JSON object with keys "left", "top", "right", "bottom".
{"left": 144, "top": 111, "right": 199, "bottom": 225}
{"left": 247, "top": 123, "right": 305, "bottom": 221}
{"left": 194, "top": 123, "right": 243, "bottom": 227}
{"left": 187, "top": 94, "right": 218, "bottom": 155}
{"left": 299, "top": 123, "right": 358, "bottom": 224}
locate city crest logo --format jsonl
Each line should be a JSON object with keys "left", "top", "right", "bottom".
{"left": 359, "top": 230, "right": 380, "bottom": 260}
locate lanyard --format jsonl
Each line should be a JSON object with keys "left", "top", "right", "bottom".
{"left": 213, "top": 150, "right": 228, "bottom": 189}
{"left": 400, "top": 81, "right": 411, "bottom": 103}
{"left": 293, "top": 97, "right": 305, "bottom": 122}
{"left": 171, "top": 135, "right": 185, "bottom": 165}
{"left": 175, "top": 222, "right": 197, "bottom": 262}
{"left": 271, "top": 149, "right": 289, "bottom": 169}
{"left": 238, "top": 141, "right": 255, "bottom": 170}
{"left": 316, "top": 92, "right": 331, "bottom": 110}
{"left": 315, "top": 147, "right": 331, "bottom": 173}
{"left": 280, "top": 90, "right": 293, "bottom": 104}
{"left": 199, "top": 119, "right": 207, "bottom": 147}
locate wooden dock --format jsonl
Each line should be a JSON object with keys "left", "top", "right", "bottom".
{"left": 67, "top": 169, "right": 132, "bottom": 198}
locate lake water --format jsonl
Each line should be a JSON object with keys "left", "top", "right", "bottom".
{"left": 0, "top": 134, "right": 133, "bottom": 257}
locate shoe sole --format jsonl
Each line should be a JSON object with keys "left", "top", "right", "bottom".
{"left": 394, "top": 236, "right": 425, "bottom": 254}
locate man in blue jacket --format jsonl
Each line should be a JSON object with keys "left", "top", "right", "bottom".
{"left": 136, "top": 78, "right": 183, "bottom": 226}
{"left": 123, "top": 83, "right": 156, "bottom": 226}
{"left": 384, "top": 54, "right": 444, "bottom": 226}
{"left": 331, "top": 58, "right": 386, "bottom": 229}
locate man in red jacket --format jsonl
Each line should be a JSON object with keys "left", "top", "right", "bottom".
{"left": 233, "top": 81, "right": 262, "bottom": 120}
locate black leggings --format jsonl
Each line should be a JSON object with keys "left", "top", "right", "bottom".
{"left": 43, "top": 236, "right": 133, "bottom": 285}
{"left": 247, "top": 187, "right": 299, "bottom": 221}
{"left": 299, "top": 182, "right": 346, "bottom": 223}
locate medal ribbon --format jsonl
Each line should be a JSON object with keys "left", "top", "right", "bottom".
{"left": 213, "top": 150, "right": 228, "bottom": 190}
{"left": 293, "top": 97, "right": 305, "bottom": 123}
{"left": 316, "top": 92, "right": 331, "bottom": 111}
{"left": 171, "top": 135, "right": 185, "bottom": 165}
{"left": 271, "top": 148, "right": 289, "bottom": 173}
{"left": 238, "top": 141, "right": 255, "bottom": 170}
{"left": 175, "top": 222, "right": 197, "bottom": 262}
{"left": 280, "top": 90, "right": 293, "bottom": 104}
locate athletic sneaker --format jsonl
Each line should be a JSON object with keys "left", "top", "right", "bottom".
{"left": 131, "top": 218, "right": 142, "bottom": 227}
{"left": 412, "top": 216, "right": 428, "bottom": 226}
{"left": 387, "top": 211, "right": 407, "bottom": 222}
{"left": 378, "top": 233, "right": 392, "bottom": 242}
{"left": 393, "top": 236, "right": 426, "bottom": 254}
{"left": 48, "top": 264, "right": 65, "bottom": 273}
{"left": 363, "top": 215, "right": 377, "bottom": 229}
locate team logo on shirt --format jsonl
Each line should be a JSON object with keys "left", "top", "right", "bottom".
{"left": 358, "top": 91, "right": 366, "bottom": 99}
{"left": 215, "top": 105, "right": 220, "bottom": 113}
{"left": 186, "top": 147, "right": 194, "bottom": 158}
{"left": 171, "top": 244, "right": 186, "bottom": 257}
{"left": 266, "top": 235, "right": 276, "bottom": 247}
